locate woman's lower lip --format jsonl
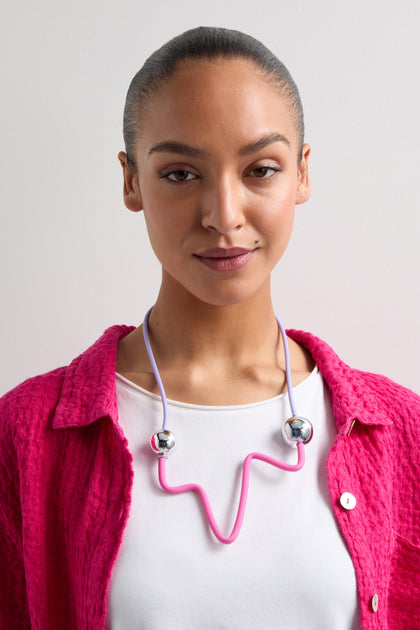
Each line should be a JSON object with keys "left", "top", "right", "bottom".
{"left": 195, "top": 251, "right": 254, "bottom": 272}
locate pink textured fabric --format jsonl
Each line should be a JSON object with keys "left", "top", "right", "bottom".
{"left": 0, "top": 325, "right": 419, "bottom": 629}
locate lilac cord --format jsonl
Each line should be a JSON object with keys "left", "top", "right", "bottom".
{"left": 143, "top": 308, "right": 297, "bottom": 423}
{"left": 143, "top": 306, "right": 304, "bottom": 544}
{"left": 143, "top": 307, "right": 170, "bottom": 430}
{"left": 275, "top": 314, "right": 297, "bottom": 417}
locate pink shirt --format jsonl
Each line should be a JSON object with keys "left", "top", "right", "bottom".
{"left": 0, "top": 325, "right": 419, "bottom": 629}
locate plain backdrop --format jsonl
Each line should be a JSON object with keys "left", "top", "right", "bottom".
{"left": 1, "top": 0, "right": 419, "bottom": 395}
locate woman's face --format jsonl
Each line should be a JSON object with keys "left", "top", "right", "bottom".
{"left": 120, "top": 58, "right": 310, "bottom": 307}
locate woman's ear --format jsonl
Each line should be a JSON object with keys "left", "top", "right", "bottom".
{"left": 296, "top": 143, "right": 311, "bottom": 205}
{"left": 118, "top": 151, "right": 143, "bottom": 212}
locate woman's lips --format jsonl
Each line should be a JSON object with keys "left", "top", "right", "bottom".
{"left": 194, "top": 247, "right": 255, "bottom": 272}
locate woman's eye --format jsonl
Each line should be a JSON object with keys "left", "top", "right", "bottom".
{"left": 160, "top": 170, "right": 197, "bottom": 182}
{"left": 247, "top": 166, "right": 280, "bottom": 178}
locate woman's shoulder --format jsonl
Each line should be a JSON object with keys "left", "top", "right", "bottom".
{"left": 0, "top": 366, "right": 69, "bottom": 475}
{"left": 287, "top": 328, "right": 420, "bottom": 421}
{"left": 0, "top": 324, "right": 134, "bottom": 433}
{"left": 0, "top": 366, "right": 67, "bottom": 423}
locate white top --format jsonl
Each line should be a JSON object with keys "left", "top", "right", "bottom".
{"left": 106, "top": 368, "right": 360, "bottom": 630}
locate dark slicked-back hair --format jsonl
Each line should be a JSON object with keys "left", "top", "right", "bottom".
{"left": 123, "top": 26, "right": 304, "bottom": 166}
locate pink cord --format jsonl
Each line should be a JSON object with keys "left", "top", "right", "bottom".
{"left": 158, "top": 442, "right": 305, "bottom": 544}
{"left": 144, "top": 307, "right": 311, "bottom": 544}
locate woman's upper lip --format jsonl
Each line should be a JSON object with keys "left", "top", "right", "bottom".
{"left": 194, "top": 247, "right": 254, "bottom": 258}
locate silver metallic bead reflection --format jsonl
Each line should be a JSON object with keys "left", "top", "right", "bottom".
{"left": 150, "top": 430, "right": 177, "bottom": 455}
{"left": 282, "top": 416, "right": 313, "bottom": 445}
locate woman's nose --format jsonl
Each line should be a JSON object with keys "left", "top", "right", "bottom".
{"left": 201, "top": 175, "right": 245, "bottom": 234}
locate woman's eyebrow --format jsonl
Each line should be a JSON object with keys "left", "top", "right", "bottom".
{"left": 238, "top": 132, "right": 290, "bottom": 156}
{"left": 147, "top": 132, "right": 290, "bottom": 159}
{"left": 147, "top": 141, "right": 209, "bottom": 159}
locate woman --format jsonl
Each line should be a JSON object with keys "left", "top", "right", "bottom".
{"left": 0, "top": 27, "right": 419, "bottom": 630}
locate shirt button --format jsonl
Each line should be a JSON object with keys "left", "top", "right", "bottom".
{"left": 371, "top": 593, "right": 379, "bottom": 612}
{"left": 340, "top": 492, "right": 357, "bottom": 510}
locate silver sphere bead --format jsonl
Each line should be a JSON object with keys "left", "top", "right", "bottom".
{"left": 283, "top": 416, "right": 313, "bottom": 445}
{"left": 150, "top": 430, "right": 177, "bottom": 455}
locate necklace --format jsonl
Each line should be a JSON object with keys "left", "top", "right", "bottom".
{"left": 143, "top": 306, "right": 313, "bottom": 544}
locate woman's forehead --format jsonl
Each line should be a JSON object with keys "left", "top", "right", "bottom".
{"left": 155, "top": 56, "right": 280, "bottom": 100}
{"left": 137, "top": 58, "right": 297, "bottom": 154}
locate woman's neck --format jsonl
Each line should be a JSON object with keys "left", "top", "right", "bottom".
{"left": 116, "top": 278, "right": 315, "bottom": 405}
{"left": 149, "top": 282, "right": 279, "bottom": 366}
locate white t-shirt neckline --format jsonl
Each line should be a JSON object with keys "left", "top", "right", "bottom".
{"left": 115, "top": 363, "right": 319, "bottom": 411}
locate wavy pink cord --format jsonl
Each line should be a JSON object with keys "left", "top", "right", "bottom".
{"left": 158, "top": 441, "right": 305, "bottom": 544}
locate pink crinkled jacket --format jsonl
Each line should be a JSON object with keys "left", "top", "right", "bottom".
{"left": 0, "top": 325, "right": 419, "bottom": 629}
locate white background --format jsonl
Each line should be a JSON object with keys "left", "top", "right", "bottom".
{"left": 1, "top": 0, "right": 419, "bottom": 395}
